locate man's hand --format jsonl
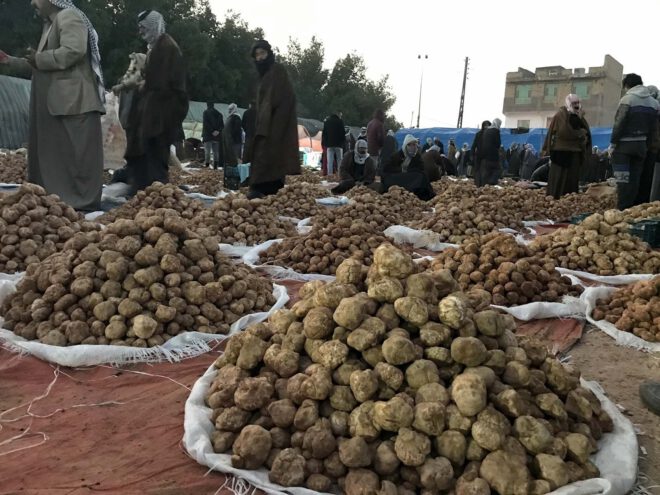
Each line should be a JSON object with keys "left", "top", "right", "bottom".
{"left": 0, "top": 50, "right": 9, "bottom": 64}
{"left": 212, "top": 130, "right": 219, "bottom": 137}
{"left": 25, "top": 47, "right": 37, "bottom": 67}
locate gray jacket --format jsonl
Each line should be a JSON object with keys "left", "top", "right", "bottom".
{"left": 611, "top": 85, "right": 660, "bottom": 144}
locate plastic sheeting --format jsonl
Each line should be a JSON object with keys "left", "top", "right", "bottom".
{"left": 0, "top": 75, "right": 30, "bottom": 149}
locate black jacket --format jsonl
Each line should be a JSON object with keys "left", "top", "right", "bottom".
{"left": 381, "top": 135, "right": 398, "bottom": 163}
{"left": 480, "top": 128, "right": 502, "bottom": 161}
{"left": 322, "top": 114, "right": 346, "bottom": 147}
{"left": 202, "top": 108, "right": 223, "bottom": 142}
{"left": 241, "top": 106, "right": 257, "bottom": 139}
{"left": 611, "top": 86, "right": 660, "bottom": 145}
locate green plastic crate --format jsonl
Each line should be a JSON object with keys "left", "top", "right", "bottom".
{"left": 629, "top": 218, "right": 660, "bottom": 248}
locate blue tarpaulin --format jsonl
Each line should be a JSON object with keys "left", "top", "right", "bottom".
{"left": 395, "top": 127, "right": 613, "bottom": 153}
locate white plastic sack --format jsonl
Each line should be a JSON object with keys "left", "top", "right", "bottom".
{"left": 0, "top": 280, "right": 289, "bottom": 367}
{"left": 183, "top": 369, "right": 637, "bottom": 495}
{"left": 102, "top": 181, "right": 131, "bottom": 201}
{"left": 493, "top": 295, "right": 586, "bottom": 321}
{"left": 101, "top": 92, "right": 127, "bottom": 170}
{"left": 186, "top": 191, "right": 232, "bottom": 201}
{"left": 582, "top": 286, "right": 660, "bottom": 353}
{"left": 384, "top": 225, "right": 458, "bottom": 252}
{"left": 556, "top": 268, "right": 655, "bottom": 286}
{"left": 241, "top": 240, "right": 335, "bottom": 282}
{"left": 523, "top": 219, "right": 554, "bottom": 227}
{"left": 316, "top": 196, "right": 349, "bottom": 206}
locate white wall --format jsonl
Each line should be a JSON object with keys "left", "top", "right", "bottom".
{"left": 504, "top": 111, "right": 555, "bottom": 129}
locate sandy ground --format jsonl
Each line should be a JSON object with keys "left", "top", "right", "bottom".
{"left": 568, "top": 328, "right": 660, "bottom": 492}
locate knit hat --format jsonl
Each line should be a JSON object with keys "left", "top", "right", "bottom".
{"left": 251, "top": 39, "right": 272, "bottom": 58}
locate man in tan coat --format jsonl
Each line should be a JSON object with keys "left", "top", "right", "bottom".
{"left": 1, "top": 0, "right": 105, "bottom": 211}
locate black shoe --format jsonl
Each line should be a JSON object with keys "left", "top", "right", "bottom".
{"left": 246, "top": 189, "right": 265, "bottom": 199}
{"left": 639, "top": 381, "right": 660, "bottom": 416}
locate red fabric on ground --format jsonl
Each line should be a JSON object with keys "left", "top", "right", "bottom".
{"left": 516, "top": 317, "right": 585, "bottom": 355}
{"left": 0, "top": 347, "right": 231, "bottom": 495}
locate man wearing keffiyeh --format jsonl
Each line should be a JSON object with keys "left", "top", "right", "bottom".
{"left": 0, "top": 0, "right": 105, "bottom": 211}
{"left": 122, "top": 10, "right": 189, "bottom": 195}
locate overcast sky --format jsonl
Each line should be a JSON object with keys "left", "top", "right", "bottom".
{"left": 209, "top": 0, "right": 660, "bottom": 129}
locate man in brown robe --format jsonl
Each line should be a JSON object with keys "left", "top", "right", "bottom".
{"left": 243, "top": 40, "right": 300, "bottom": 199}
{"left": 1, "top": 0, "right": 105, "bottom": 211}
{"left": 542, "top": 94, "right": 591, "bottom": 199}
{"left": 124, "top": 10, "right": 188, "bottom": 194}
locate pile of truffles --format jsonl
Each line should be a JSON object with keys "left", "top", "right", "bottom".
{"left": 169, "top": 167, "right": 225, "bottom": 196}
{"left": 592, "top": 276, "right": 660, "bottom": 343}
{"left": 314, "top": 187, "right": 429, "bottom": 234}
{"left": 530, "top": 211, "right": 660, "bottom": 275}
{"left": 431, "top": 233, "right": 583, "bottom": 306}
{"left": 99, "top": 182, "right": 207, "bottom": 224}
{"left": 206, "top": 244, "right": 611, "bottom": 494}
{"left": 286, "top": 169, "right": 336, "bottom": 185}
{"left": 194, "top": 196, "right": 297, "bottom": 245}
{"left": 264, "top": 183, "right": 330, "bottom": 219}
{"left": 0, "top": 183, "right": 100, "bottom": 273}
{"left": 409, "top": 201, "right": 524, "bottom": 244}
{"left": 621, "top": 201, "right": 660, "bottom": 223}
{"left": 1, "top": 209, "right": 276, "bottom": 346}
{"left": 0, "top": 150, "right": 27, "bottom": 184}
{"left": 258, "top": 221, "right": 406, "bottom": 275}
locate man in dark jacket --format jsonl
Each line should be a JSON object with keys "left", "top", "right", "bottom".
{"left": 507, "top": 143, "right": 521, "bottom": 177}
{"left": 243, "top": 40, "right": 300, "bottom": 199}
{"left": 367, "top": 109, "right": 385, "bottom": 163}
{"left": 382, "top": 134, "right": 435, "bottom": 200}
{"left": 470, "top": 120, "right": 491, "bottom": 169}
{"left": 202, "top": 102, "right": 223, "bottom": 168}
{"left": 241, "top": 101, "right": 256, "bottom": 162}
{"left": 475, "top": 118, "right": 502, "bottom": 186}
{"left": 380, "top": 130, "right": 398, "bottom": 177}
{"left": 610, "top": 73, "right": 660, "bottom": 209}
{"left": 322, "top": 112, "right": 345, "bottom": 175}
{"left": 126, "top": 10, "right": 189, "bottom": 194}
{"left": 421, "top": 145, "right": 445, "bottom": 182}
{"left": 433, "top": 138, "right": 445, "bottom": 155}
{"left": 331, "top": 139, "right": 377, "bottom": 194}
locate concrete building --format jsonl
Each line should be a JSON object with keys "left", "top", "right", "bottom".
{"left": 502, "top": 55, "right": 623, "bottom": 129}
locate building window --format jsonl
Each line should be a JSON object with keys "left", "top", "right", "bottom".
{"left": 573, "top": 81, "right": 590, "bottom": 100}
{"left": 515, "top": 85, "right": 532, "bottom": 104}
{"left": 544, "top": 83, "right": 558, "bottom": 102}
{"left": 517, "top": 120, "right": 530, "bottom": 129}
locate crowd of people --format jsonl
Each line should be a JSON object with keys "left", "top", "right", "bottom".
{"left": 323, "top": 77, "right": 659, "bottom": 208}
{"left": 0, "top": 0, "right": 299, "bottom": 207}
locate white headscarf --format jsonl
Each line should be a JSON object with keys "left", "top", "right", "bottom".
{"left": 354, "top": 139, "right": 369, "bottom": 165}
{"left": 228, "top": 103, "right": 238, "bottom": 115}
{"left": 138, "top": 10, "right": 166, "bottom": 49}
{"left": 50, "top": 0, "right": 104, "bottom": 103}
{"left": 401, "top": 134, "right": 418, "bottom": 171}
{"left": 490, "top": 118, "right": 502, "bottom": 129}
{"left": 565, "top": 94, "right": 581, "bottom": 114}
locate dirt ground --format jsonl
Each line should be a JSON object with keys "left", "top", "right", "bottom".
{"left": 568, "top": 328, "right": 660, "bottom": 492}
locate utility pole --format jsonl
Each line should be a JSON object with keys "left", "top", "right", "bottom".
{"left": 410, "top": 111, "right": 414, "bottom": 128}
{"left": 417, "top": 54, "right": 428, "bottom": 128}
{"left": 457, "top": 56, "right": 469, "bottom": 128}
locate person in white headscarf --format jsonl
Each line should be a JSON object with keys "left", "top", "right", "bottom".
{"left": 223, "top": 103, "right": 243, "bottom": 167}
{"left": 542, "top": 93, "right": 591, "bottom": 198}
{"left": 381, "top": 134, "right": 435, "bottom": 199}
{"left": 123, "top": 10, "right": 188, "bottom": 194}
{"left": 0, "top": 0, "right": 105, "bottom": 211}
{"left": 331, "top": 139, "right": 377, "bottom": 194}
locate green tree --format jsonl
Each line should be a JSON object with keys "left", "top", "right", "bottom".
{"left": 281, "top": 36, "right": 328, "bottom": 118}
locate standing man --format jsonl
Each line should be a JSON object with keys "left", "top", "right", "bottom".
{"left": 223, "top": 103, "right": 243, "bottom": 167}
{"left": 1, "top": 0, "right": 105, "bottom": 211}
{"left": 610, "top": 73, "right": 659, "bottom": 209}
{"left": 202, "top": 102, "right": 223, "bottom": 169}
{"left": 380, "top": 129, "right": 398, "bottom": 175}
{"left": 322, "top": 112, "right": 345, "bottom": 175}
{"left": 476, "top": 118, "right": 502, "bottom": 186}
{"left": 367, "top": 109, "right": 386, "bottom": 168}
{"left": 243, "top": 40, "right": 299, "bottom": 199}
{"left": 124, "top": 10, "right": 188, "bottom": 193}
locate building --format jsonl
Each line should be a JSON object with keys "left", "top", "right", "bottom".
{"left": 502, "top": 55, "right": 623, "bottom": 129}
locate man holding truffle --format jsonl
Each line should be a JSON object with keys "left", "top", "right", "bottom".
{"left": 1, "top": 0, "right": 105, "bottom": 212}
{"left": 243, "top": 40, "right": 300, "bottom": 199}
